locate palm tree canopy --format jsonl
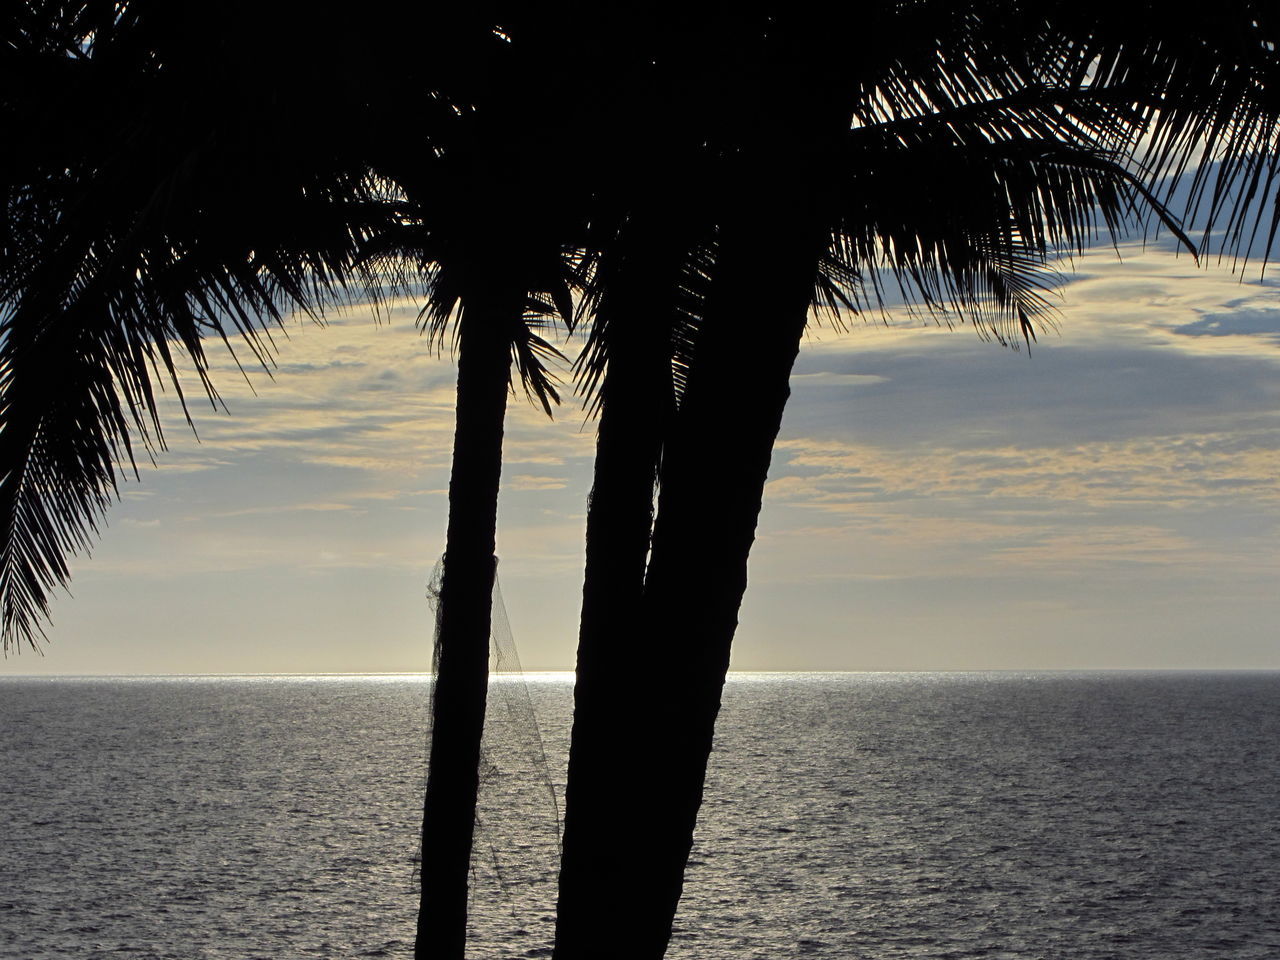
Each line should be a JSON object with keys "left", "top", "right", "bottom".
{"left": 0, "top": 2, "right": 513, "bottom": 651}
{"left": 561, "top": 2, "right": 1278, "bottom": 406}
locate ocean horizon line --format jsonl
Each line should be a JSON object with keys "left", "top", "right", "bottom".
{"left": 3, "top": 667, "right": 1278, "bottom": 680}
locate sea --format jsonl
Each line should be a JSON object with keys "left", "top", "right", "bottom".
{"left": 2, "top": 672, "right": 1277, "bottom": 959}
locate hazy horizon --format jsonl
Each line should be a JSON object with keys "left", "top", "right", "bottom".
{"left": 8, "top": 668, "right": 1280, "bottom": 677}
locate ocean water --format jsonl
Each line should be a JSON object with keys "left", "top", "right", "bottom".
{"left": 2, "top": 672, "right": 1277, "bottom": 959}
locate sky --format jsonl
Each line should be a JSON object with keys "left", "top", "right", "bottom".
{"left": 8, "top": 237, "right": 1280, "bottom": 675}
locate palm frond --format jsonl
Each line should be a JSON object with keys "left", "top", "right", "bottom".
{"left": 0, "top": 14, "right": 401, "bottom": 651}
{"left": 571, "top": 219, "right": 715, "bottom": 421}
{"left": 823, "top": 130, "right": 1199, "bottom": 344}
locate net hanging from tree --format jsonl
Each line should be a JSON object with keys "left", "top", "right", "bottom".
{"left": 422, "top": 556, "right": 562, "bottom": 926}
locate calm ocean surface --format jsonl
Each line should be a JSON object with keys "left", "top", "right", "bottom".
{"left": 2, "top": 672, "right": 1277, "bottom": 959}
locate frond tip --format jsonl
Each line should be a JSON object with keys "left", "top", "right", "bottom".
{"left": 0, "top": 349, "right": 120, "bottom": 653}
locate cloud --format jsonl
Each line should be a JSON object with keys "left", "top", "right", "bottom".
{"left": 505, "top": 475, "right": 568, "bottom": 491}
{"left": 790, "top": 372, "right": 889, "bottom": 388}
{"left": 1174, "top": 308, "right": 1280, "bottom": 340}
{"left": 275, "top": 359, "right": 367, "bottom": 374}
{"left": 216, "top": 502, "right": 356, "bottom": 518}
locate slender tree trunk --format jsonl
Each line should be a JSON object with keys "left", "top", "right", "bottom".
{"left": 555, "top": 227, "right": 684, "bottom": 958}
{"left": 640, "top": 216, "right": 824, "bottom": 953}
{"left": 559, "top": 210, "right": 826, "bottom": 959}
{"left": 416, "top": 289, "right": 519, "bottom": 960}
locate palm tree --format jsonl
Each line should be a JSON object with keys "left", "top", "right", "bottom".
{"left": 554, "top": 215, "right": 716, "bottom": 949}
{"left": 413, "top": 272, "right": 571, "bottom": 960}
{"left": 376, "top": 152, "right": 578, "bottom": 960}
{"left": 548, "top": 12, "right": 724, "bottom": 929}
{"left": 552, "top": 4, "right": 1280, "bottom": 956}
{"left": 3, "top": 8, "right": 579, "bottom": 957}
{"left": 360, "top": 16, "right": 597, "bottom": 954}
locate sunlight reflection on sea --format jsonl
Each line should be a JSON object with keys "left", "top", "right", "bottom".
{"left": 2, "top": 672, "right": 1277, "bottom": 959}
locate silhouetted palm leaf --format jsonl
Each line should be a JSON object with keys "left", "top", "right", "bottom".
{"left": 0, "top": 7, "right": 405, "bottom": 650}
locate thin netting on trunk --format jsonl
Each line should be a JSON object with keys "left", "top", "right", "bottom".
{"left": 420, "top": 556, "right": 562, "bottom": 924}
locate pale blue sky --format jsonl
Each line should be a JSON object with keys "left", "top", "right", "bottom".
{"left": 9, "top": 239, "right": 1280, "bottom": 674}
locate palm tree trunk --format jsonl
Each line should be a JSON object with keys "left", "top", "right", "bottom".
{"left": 558, "top": 211, "right": 825, "bottom": 959}
{"left": 645, "top": 224, "right": 822, "bottom": 952}
{"left": 555, "top": 229, "right": 684, "bottom": 957}
{"left": 416, "top": 289, "right": 519, "bottom": 960}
